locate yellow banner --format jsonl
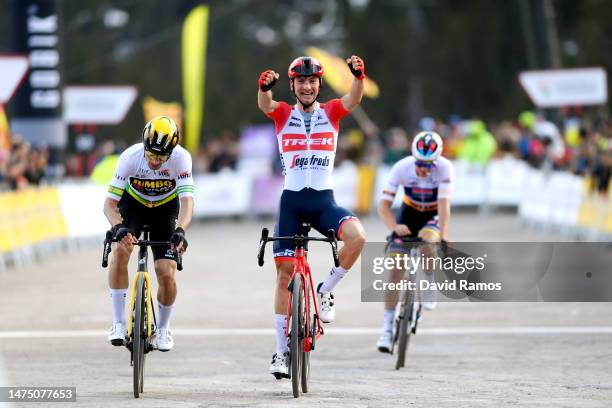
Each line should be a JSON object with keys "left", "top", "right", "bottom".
{"left": 0, "top": 104, "right": 10, "bottom": 151}
{"left": 142, "top": 96, "right": 183, "bottom": 138}
{"left": 182, "top": 5, "right": 210, "bottom": 154}
{"left": 306, "top": 46, "right": 379, "bottom": 98}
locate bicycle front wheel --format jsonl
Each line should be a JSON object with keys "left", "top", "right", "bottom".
{"left": 395, "top": 289, "right": 415, "bottom": 370}
{"left": 290, "top": 274, "right": 304, "bottom": 398}
{"left": 133, "top": 274, "right": 147, "bottom": 398}
{"left": 301, "top": 277, "right": 311, "bottom": 394}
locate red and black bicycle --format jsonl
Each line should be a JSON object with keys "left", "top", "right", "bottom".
{"left": 258, "top": 224, "right": 340, "bottom": 398}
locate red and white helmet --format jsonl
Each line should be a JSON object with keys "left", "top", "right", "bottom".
{"left": 411, "top": 131, "right": 443, "bottom": 162}
{"left": 288, "top": 56, "right": 323, "bottom": 78}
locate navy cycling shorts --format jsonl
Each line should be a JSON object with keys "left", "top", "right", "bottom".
{"left": 273, "top": 188, "right": 358, "bottom": 261}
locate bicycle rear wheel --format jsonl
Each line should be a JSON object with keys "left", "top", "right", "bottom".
{"left": 395, "top": 289, "right": 415, "bottom": 370}
{"left": 133, "top": 274, "right": 147, "bottom": 398}
{"left": 301, "top": 278, "right": 311, "bottom": 394}
{"left": 290, "top": 274, "right": 304, "bottom": 398}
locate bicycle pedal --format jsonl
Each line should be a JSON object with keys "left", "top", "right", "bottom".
{"left": 111, "top": 338, "right": 126, "bottom": 347}
{"left": 272, "top": 373, "right": 283, "bottom": 380}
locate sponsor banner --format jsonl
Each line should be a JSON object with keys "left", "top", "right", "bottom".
{"left": 519, "top": 68, "right": 608, "bottom": 108}
{"left": 361, "top": 242, "right": 612, "bottom": 302}
{"left": 10, "top": 0, "right": 66, "bottom": 148}
{"left": 0, "top": 55, "right": 29, "bottom": 103}
{"left": 63, "top": 86, "right": 137, "bottom": 124}
{"left": 11, "top": 0, "right": 63, "bottom": 118}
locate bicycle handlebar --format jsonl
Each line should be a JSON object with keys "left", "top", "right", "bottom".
{"left": 101, "top": 233, "right": 183, "bottom": 271}
{"left": 258, "top": 227, "right": 340, "bottom": 268}
{"left": 386, "top": 233, "right": 423, "bottom": 243}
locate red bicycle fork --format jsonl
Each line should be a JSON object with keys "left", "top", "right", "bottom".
{"left": 285, "top": 248, "right": 324, "bottom": 352}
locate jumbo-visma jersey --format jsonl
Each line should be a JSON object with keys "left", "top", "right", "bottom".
{"left": 267, "top": 99, "right": 350, "bottom": 191}
{"left": 107, "top": 143, "right": 194, "bottom": 207}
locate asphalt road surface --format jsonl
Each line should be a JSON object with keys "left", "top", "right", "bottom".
{"left": 1, "top": 212, "right": 611, "bottom": 407}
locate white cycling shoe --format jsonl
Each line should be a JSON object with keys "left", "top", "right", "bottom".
{"left": 423, "top": 301, "right": 437, "bottom": 311}
{"left": 108, "top": 322, "right": 127, "bottom": 346}
{"left": 317, "top": 284, "right": 335, "bottom": 323}
{"left": 154, "top": 328, "right": 174, "bottom": 351}
{"left": 269, "top": 352, "right": 290, "bottom": 379}
{"left": 376, "top": 330, "right": 393, "bottom": 354}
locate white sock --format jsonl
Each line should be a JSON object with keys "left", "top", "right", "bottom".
{"left": 383, "top": 308, "right": 395, "bottom": 333}
{"left": 318, "top": 266, "right": 347, "bottom": 294}
{"left": 158, "top": 303, "right": 174, "bottom": 329}
{"left": 274, "top": 314, "right": 288, "bottom": 354}
{"left": 110, "top": 289, "right": 127, "bottom": 324}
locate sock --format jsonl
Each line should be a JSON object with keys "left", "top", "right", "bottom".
{"left": 383, "top": 308, "right": 395, "bottom": 333}
{"left": 110, "top": 289, "right": 127, "bottom": 324}
{"left": 318, "top": 266, "right": 347, "bottom": 294}
{"left": 158, "top": 303, "right": 174, "bottom": 329}
{"left": 274, "top": 314, "right": 288, "bottom": 354}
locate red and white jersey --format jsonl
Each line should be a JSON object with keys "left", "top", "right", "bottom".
{"left": 267, "top": 99, "right": 349, "bottom": 191}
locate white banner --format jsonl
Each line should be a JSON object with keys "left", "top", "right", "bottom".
{"left": 519, "top": 68, "right": 608, "bottom": 107}
{"left": 63, "top": 86, "right": 137, "bottom": 124}
{"left": 0, "top": 55, "right": 29, "bottom": 103}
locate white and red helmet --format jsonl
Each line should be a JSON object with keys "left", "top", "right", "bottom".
{"left": 411, "top": 131, "right": 443, "bottom": 162}
{"left": 288, "top": 56, "right": 323, "bottom": 78}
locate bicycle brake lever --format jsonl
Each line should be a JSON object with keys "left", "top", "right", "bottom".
{"left": 258, "top": 228, "right": 269, "bottom": 266}
{"left": 327, "top": 229, "right": 340, "bottom": 268}
{"left": 176, "top": 252, "right": 183, "bottom": 271}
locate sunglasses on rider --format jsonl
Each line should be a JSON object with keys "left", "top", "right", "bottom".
{"left": 144, "top": 150, "right": 170, "bottom": 162}
{"left": 415, "top": 160, "right": 434, "bottom": 169}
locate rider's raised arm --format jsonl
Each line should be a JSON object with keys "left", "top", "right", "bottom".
{"left": 340, "top": 55, "right": 365, "bottom": 112}
{"left": 257, "top": 69, "right": 280, "bottom": 114}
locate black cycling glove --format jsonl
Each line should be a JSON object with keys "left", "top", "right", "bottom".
{"left": 111, "top": 223, "right": 132, "bottom": 240}
{"left": 170, "top": 227, "right": 188, "bottom": 251}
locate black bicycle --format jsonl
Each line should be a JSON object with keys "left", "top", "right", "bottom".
{"left": 102, "top": 226, "right": 182, "bottom": 398}
{"left": 384, "top": 234, "right": 423, "bottom": 370}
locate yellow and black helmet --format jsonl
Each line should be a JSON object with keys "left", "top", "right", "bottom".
{"left": 142, "top": 116, "right": 179, "bottom": 155}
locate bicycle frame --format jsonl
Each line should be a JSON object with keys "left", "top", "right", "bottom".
{"left": 126, "top": 242, "right": 154, "bottom": 339}
{"left": 285, "top": 247, "right": 323, "bottom": 352}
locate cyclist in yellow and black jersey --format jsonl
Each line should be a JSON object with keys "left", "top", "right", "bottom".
{"left": 103, "top": 116, "right": 194, "bottom": 352}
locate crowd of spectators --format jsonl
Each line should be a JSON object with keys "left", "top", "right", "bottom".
{"left": 0, "top": 134, "right": 48, "bottom": 191}
{"left": 0, "top": 110, "right": 610, "bottom": 198}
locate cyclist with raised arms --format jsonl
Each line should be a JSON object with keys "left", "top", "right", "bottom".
{"left": 103, "top": 116, "right": 194, "bottom": 352}
{"left": 375, "top": 131, "right": 454, "bottom": 352}
{"left": 258, "top": 55, "right": 367, "bottom": 377}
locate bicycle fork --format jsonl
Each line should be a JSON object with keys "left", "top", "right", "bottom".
{"left": 126, "top": 272, "right": 154, "bottom": 340}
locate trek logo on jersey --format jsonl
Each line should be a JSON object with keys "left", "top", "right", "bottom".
{"left": 281, "top": 133, "right": 335, "bottom": 152}
{"left": 290, "top": 154, "right": 331, "bottom": 169}
{"left": 129, "top": 177, "right": 176, "bottom": 196}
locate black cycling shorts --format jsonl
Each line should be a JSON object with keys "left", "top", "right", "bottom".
{"left": 273, "top": 188, "right": 358, "bottom": 261}
{"left": 118, "top": 193, "right": 179, "bottom": 261}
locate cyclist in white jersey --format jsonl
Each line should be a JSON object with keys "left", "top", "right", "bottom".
{"left": 103, "top": 116, "right": 194, "bottom": 352}
{"left": 258, "top": 55, "right": 367, "bottom": 378}
{"left": 375, "top": 131, "right": 454, "bottom": 352}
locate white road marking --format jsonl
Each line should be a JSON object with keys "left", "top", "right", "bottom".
{"left": 0, "top": 326, "right": 611, "bottom": 339}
